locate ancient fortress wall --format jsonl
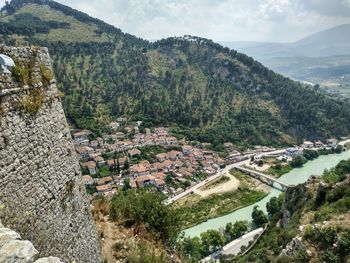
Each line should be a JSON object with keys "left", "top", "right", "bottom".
{"left": 0, "top": 45, "right": 101, "bottom": 262}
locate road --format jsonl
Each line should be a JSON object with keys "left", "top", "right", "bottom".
{"left": 163, "top": 148, "right": 288, "bottom": 205}
{"left": 201, "top": 227, "right": 265, "bottom": 262}
{"left": 163, "top": 159, "right": 250, "bottom": 205}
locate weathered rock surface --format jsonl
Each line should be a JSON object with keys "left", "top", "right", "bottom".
{"left": 0, "top": 45, "right": 101, "bottom": 262}
{"left": 0, "top": 223, "right": 64, "bottom": 263}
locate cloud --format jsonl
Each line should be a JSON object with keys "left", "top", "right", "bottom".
{"left": 1, "top": 0, "right": 350, "bottom": 42}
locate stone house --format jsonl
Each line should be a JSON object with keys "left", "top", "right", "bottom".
{"left": 302, "top": 141, "right": 314, "bottom": 148}
{"left": 81, "top": 161, "right": 97, "bottom": 175}
{"left": 327, "top": 138, "right": 338, "bottom": 148}
{"left": 136, "top": 175, "right": 156, "bottom": 188}
{"left": 315, "top": 140, "right": 324, "bottom": 148}
{"left": 96, "top": 176, "right": 114, "bottom": 186}
{"left": 73, "top": 130, "right": 91, "bottom": 143}
{"left": 76, "top": 146, "right": 94, "bottom": 160}
{"left": 82, "top": 175, "right": 94, "bottom": 186}
{"left": 167, "top": 150, "right": 183, "bottom": 160}
{"left": 166, "top": 136, "right": 178, "bottom": 145}
{"left": 128, "top": 148, "right": 141, "bottom": 157}
{"left": 96, "top": 184, "right": 115, "bottom": 196}
{"left": 156, "top": 153, "right": 168, "bottom": 162}
{"left": 93, "top": 156, "right": 105, "bottom": 167}
{"left": 181, "top": 145, "right": 193, "bottom": 155}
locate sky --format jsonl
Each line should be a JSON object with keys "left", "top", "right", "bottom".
{"left": 1, "top": 0, "right": 350, "bottom": 42}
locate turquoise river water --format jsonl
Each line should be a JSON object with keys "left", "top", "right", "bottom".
{"left": 184, "top": 150, "right": 350, "bottom": 237}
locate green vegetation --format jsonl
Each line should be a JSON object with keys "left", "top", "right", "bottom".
{"left": 268, "top": 163, "right": 292, "bottom": 177}
{"left": 237, "top": 159, "right": 350, "bottom": 262}
{"left": 225, "top": 220, "right": 249, "bottom": 241}
{"left": 290, "top": 147, "right": 344, "bottom": 169}
{"left": 109, "top": 190, "right": 182, "bottom": 246}
{"left": 290, "top": 155, "right": 308, "bottom": 168}
{"left": 98, "top": 166, "right": 111, "bottom": 177}
{"left": 303, "top": 226, "right": 350, "bottom": 263}
{"left": 117, "top": 240, "right": 170, "bottom": 263}
{"left": 266, "top": 195, "right": 283, "bottom": 217}
{"left": 252, "top": 206, "right": 268, "bottom": 227}
{"left": 178, "top": 221, "right": 249, "bottom": 262}
{"left": 174, "top": 185, "right": 266, "bottom": 228}
{"left": 20, "top": 88, "right": 44, "bottom": 115}
{"left": 2, "top": 0, "right": 350, "bottom": 147}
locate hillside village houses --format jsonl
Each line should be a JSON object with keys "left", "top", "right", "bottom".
{"left": 73, "top": 119, "right": 227, "bottom": 197}
{"left": 73, "top": 117, "right": 346, "bottom": 198}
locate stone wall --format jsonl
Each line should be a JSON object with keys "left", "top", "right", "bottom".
{"left": 0, "top": 45, "right": 101, "bottom": 262}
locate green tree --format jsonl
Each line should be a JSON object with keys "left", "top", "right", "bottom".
{"left": 110, "top": 190, "right": 182, "bottom": 246}
{"left": 252, "top": 206, "right": 268, "bottom": 227}
{"left": 266, "top": 195, "right": 283, "bottom": 217}
{"left": 200, "top": 229, "right": 225, "bottom": 255}
{"left": 124, "top": 159, "right": 130, "bottom": 170}
{"left": 226, "top": 220, "right": 248, "bottom": 240}
{"left": 116, "top": 158, "right": 120, "bottom": 174}
{"left": 180, "top": 237, "right": 202, "bottom": 261}
{"left": 81, "top": 166, "right": 89, "bottom": 175}
{"left": 290, "top": 155, "right": 307, "bottom": 168}
{"left": 335, "top": 145, "right": 343, "bottom": 154}
{"left": 338, "top": 230, "right": 350, "bottom": 257}
{"left": 123, "top": 178, "right": 131, "bottom": 191}
{"left": 99, "top": 166, "right": 111, "bottom": 177}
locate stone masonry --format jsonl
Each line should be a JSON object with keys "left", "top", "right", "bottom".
{"left": 0, "top": 45, "right": 101, "bottom": 262}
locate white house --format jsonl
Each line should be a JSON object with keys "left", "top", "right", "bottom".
{"left": 302, "top": 141, "right": 314, "bottom": 149}
{"left": 327, "top": 139, "right": 338, "bottom": 148}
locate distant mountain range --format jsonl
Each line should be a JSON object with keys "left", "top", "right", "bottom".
{"left": 221, "top": 24, "right": 350, "bottom": 97}
{"left": 222, "top": 24, "right": 350, "bottom": 58}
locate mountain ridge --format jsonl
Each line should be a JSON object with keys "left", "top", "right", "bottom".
{"left": 222, "top": 23, "right": 350, "bottom": 59}
{"left": 1, "top": 0, "right": 350, "bottom": 147}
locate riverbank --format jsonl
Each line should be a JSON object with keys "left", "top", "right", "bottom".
{"left": 173, "top": 170, "right": 268, "bottom": 229}
{"left": 184, "top": 149, "right": 350, "bottom": 237}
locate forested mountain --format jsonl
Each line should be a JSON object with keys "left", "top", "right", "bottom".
{"left": 1, "top": 0, "right": 350, "bottom": 147}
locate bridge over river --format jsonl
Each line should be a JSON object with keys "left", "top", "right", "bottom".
{"left": 235, "top": 166, "right": 292, "bottom": 191}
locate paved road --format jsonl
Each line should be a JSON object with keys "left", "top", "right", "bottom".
{"left": 201, "top": 228, "right": 265, "bottom": 262}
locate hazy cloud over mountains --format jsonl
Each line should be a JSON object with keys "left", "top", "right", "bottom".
{"left": 1, "top": 0, "right": 350, "bottom": 42}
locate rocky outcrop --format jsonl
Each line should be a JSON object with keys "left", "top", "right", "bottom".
{"left": 280, "top": 236, "right": 310, "bottom": 258}
{"left": 281, "top": 177, "right": 321, "bottom": 228}
{"left": 0, "top": 45, "right": 101, "bottom": 262}
{"left": 0, "top": 221, "right": 63, "bottom": 263}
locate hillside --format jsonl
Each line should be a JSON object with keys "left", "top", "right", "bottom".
{"left": 237, "top": 159, "right": 350, "bottom": 263}
{"left": 1, "top": 0, "right": 350, "bottom": 147}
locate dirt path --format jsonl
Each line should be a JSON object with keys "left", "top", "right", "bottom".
{"left": 96, "top": 215, "right": 117, "bottom": 263}
{"left": 194, "top": 173, "right": 240, "bottom": 197}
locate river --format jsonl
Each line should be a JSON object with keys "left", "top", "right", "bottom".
{"left": 184, "top": 150, "right": 350, "bottom": 238}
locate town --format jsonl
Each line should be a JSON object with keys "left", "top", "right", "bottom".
{"left": 72, "top": 117, "right": 347, "bottom": 200}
